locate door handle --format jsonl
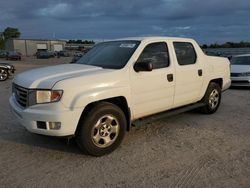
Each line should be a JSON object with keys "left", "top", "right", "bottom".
{"left": 198, "top": 69, "right": 203, "bottom": 76}
{"left": 167, "top": 74, "right": 174, "bottom": 82}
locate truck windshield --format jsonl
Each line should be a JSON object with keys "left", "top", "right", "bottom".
{"left": 75, "top": 40, "right": 140, "bottom": 69}
{"left": 231, "top": 56, "right": 250, "bottom": 65}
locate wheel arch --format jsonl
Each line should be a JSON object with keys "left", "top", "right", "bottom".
{"left": 75, "top": 96, "right": 131, "bottom": 135}
{"left": 200, "top": 78, "right": 223, "bottom": 101}
{"left": 209, "top": 78, "right": 223, "bottom": 88}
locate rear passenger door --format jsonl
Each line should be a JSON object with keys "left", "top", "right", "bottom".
{"left": 131, "top": 42, "right": 175, "bottom": 119}
{"left": 173, "top": 42, "right": 204, "bottom": 107}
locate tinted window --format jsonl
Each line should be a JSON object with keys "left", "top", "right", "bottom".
{"left": 230, "top": 56, "right": 250, "bottom": 65}
{"left": 76, "top": 41, "right": 140, "bottom": 69}
{"left": 137, "top": 42, "right": 169, "bottom": 69}
{"left": 174, "top": 42, "right": 197, "bottom": 65}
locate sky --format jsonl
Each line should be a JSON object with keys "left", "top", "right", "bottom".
{"left": 0, "top": 0, "right": 250, "bottom": 44}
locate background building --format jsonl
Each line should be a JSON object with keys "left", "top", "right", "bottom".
{"left": 5, "top": 39, "right": 66, "bottom": 56}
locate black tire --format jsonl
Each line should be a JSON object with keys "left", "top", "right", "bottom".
{"left": 0, "top": 68, "right": 9, "bottom": 81}
{"left": 200, "top": 82, "right": 221, "bottom": 114}
{"left": 76, "top": 102, "right": 126, "bottom": 156}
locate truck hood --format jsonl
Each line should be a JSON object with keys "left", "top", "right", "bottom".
{"left": 231, "top": 65, "right": 250, "bottom": 73}
{"left": 14, "top": 64, "right": 104, "bottom": 89}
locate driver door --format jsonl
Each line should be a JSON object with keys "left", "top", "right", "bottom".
{"left": 130, "top": 42, "right": 175, "bottom": 119}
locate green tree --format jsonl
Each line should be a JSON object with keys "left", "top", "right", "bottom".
{"left": 0, "top": 40, "right": 4, "bottom": 49}
{"left": 0, "top": 32, "right": 4, "bottom": 49}
{"left": 3, "top": 27, "right": 21, "bottom": 40}
{"left": 203, "top": 41, "right": 250, "bottom": 49}
{"left": 202, "top": 44, "right": 208, "bottom": 49}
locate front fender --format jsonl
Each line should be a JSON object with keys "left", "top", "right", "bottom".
{"left": 63, "top": 86, "right": 131, "bottom": 110}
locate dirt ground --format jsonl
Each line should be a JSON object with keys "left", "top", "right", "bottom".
{"left": 0, "top": 57, "right": 250, "bottom": 188}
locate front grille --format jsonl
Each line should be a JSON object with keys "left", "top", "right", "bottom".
{"left": 231, "top": 73, "right": 242, "bottom": 77}
{"left": 13, "top": 84, "right": 28, "bottom": 108}
{"left": 231, "top": 80, "right": 250, "bottom": 84}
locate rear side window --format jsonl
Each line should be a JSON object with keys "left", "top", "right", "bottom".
{"left": 173, "top": 42, "right": 197, "bottom": 65}
{"left": 137, "top": 42, "right": 169, "bottom": 69}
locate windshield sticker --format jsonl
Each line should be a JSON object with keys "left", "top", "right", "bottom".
{"left": 120, "top": 43, "right": 136, "bottom": 48}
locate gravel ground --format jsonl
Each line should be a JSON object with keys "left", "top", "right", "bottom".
{"left": 0, "top": 57, "right": 250, "bottom": 188}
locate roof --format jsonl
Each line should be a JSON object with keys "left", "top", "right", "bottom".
{"left": 114, "top": 36, "right": 194, "bottom": 41}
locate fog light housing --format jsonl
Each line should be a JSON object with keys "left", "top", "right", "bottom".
{"left": 48, "top": 122, "right": 61, "bottom": 130}
{"left": 37, "top": 121, "right": 47, "bottom": 129}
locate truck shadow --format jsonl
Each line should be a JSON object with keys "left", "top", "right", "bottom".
{"left": 2, "top": 110, "right": 206, "bottom": 157}
{"left": 1, "top": 128, "right": 88, "bottom": 156}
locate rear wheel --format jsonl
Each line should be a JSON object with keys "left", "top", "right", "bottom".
{"left": 200, "top": 82, "right": 221, "bottom": 114}
{"left": 76, "top": 102, "right": 126, "bottom": 156}
{"left": 0, "top": 68, "right": 8, "bottom": 81}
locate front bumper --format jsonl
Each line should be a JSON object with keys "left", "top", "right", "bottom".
{"left": 231, "top": 77, "right": 250, "bottom": 87}
{"left": 9, "top": 95, "right": 83, "bottom": 137}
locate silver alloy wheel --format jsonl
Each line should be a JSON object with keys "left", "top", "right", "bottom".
{"left": 209, "top": 89, "right": 220, "bottom": 109}
{"left": 91, "top": 115, "right": 120, "bottom": 148}
{"left": 0, "top": 69, "right": 8, "bottom": 81}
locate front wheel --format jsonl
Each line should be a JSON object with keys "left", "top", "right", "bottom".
{"left": 200, "top": 82, "right": 221, "bottom": 114}
{"left": 76, "top": 102, "right": 126, "bottom": 156}
{"left": 0, "top": 68, "right": 9, "bottom": 81}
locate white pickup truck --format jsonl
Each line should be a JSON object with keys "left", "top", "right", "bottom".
{"left": 9, "top": 37, "right": 231, "bottom": 156}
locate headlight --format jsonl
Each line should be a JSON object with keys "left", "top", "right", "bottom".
{"left": 29, "top": 90, "right": 63, "bottom": 105}
{"left": 36, "top": 90, "right": 63, "bottom": 104}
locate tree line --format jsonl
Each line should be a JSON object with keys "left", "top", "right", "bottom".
{"left": 202, "top": 41, "right": 250, "bottom": 49}
{"left": 67, "top": 40, "right": 95, "bottom": 44}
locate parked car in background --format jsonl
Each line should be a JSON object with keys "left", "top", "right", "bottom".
{"left": 0, "top": 50, "right": 7, "bottom": 58}
{"left": 0, "top": 63, "right": 15, "bottom": 81}
{"left": 48, "top": 51, "right": 56, "bottom": 57}
{"left": 230, "top": 54, "right": 250, "bottom": 87}
{"left": 6, "top": 51, "right": 21, "bottom": 61}
{"left": 36, "top": 51, "right": 55, "bottom": 59}
{"left": 70, "top": 52, "right": 84, "bottom": 63}
{"left": 58, "top": 51, "right": 70, "bottom": 57}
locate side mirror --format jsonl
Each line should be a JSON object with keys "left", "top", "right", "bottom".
{"left": 134, "top": 61, "right": 153, "bottom": 72}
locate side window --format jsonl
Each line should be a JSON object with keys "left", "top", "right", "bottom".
{"left": 137, "top": 42, "right": 169, "bottom": 69}
{"left": 173, "top": 42, "right": 197, "bottom": 65}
